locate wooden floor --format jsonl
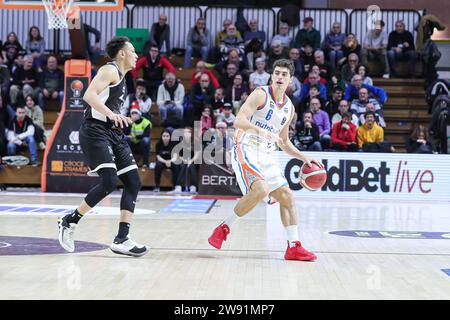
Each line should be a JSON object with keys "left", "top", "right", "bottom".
{"left": 0, "top": 191, "right": 449, "bottom": 300}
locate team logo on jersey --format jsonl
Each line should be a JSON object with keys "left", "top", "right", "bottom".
{"left": 269, "top": 101, "right": 275, "bottom": 108}
{"left": 281, "top": 117, "right": 287, "bottom": 126}
{"left": 283, "top": 107, "right": 289, "bottom": 113}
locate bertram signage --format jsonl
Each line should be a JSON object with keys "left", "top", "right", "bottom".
{"left": 278, "top": 151, "right": 450, "bottom": 201}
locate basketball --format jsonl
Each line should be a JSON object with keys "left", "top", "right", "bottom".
{"left": 300, "top": 162, "right": 327, "bottom": 191}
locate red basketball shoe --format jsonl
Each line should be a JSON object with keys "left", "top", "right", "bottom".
{"left": 208, "top": 223, "right": 230, "bottom": 249}
{"left": 284, "top": 241, "right": 317, "bottom": 261}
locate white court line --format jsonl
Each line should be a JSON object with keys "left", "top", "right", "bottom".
{"left": 0, "top": 191, "right": 193, "bottom": 200}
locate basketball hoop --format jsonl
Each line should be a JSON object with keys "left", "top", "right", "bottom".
{"left": 42, "top": 0, "right": 74, "bottom": 29}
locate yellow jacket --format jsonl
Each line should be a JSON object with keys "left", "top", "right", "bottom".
{"left": 357, "top": 122, "right": 384, "bottom": 148}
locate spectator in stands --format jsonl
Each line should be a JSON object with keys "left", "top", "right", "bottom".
{"left": 299, "top": 43, "right": 315, "bottom": 77}
{"left": 344, "top": 74, "right": 387, "bottom": 104}
{"left": 299, "top": 72, "right": 327, "bottom": 102}
{"left": 156, "top": 73, "right": 185, "bottom": 128}
{"left": 361, "top": 20, "right": 390, "bottom": 79}
{"left": 124, "top": 104, "right": 152, "bottom": 168}
{"left": 326, "top": 72, "right": 346, "bottom": 100}
{"left": 357, "top": 111, "right": 389, "bottom": 152}
{"left": 122, "top": 80, "right": 152, "bottom": 121}
{"left": 206, "top": 121, "right": 233, "bottom": 169}
{"left": 0, "top": 95, "right": 10, "bottom": 155}
{"left": 298, "top": 84, "right": 321, "bottom": 115}
{"left": 267, "top": 40, "right": 289, "bottom": 70}
{"left": 10, "top": 55, "right": 39, "bottom": 105}
{"left": 191, "top": 60, "right": 220, "bottom": 89}
{"left": 218, "top": 62, "right": 238, "bottom": 90}
{"left": 38, "top": 55, "right": 64, "bottom": 110}
{"left": 24, "top": 95, "right": 45, "bottom": 150}
{"left": 211, "top": 88, "right": 225, "bottom": 116}
{"left": 149, "top": 13, "right": 171, "bottom": 54}
{"left": 291, "top": 110, "right": 322, "bottom": 151}
{"left": 215, "top": 19, "right": 242, "bottom": 50}
{"left": 215, "top": 49, "right": 248, "bottom": 79}
{"left": 271, "top": 22, "right": 292, "bottom": 49}
{"left": 7, "top": 105, "right": 39, "bottom": 166}
{"left": 188, "top": 73, "right": 215, "bottom": 124}
{"left": 1, "top": 32, "right": 24, "bottom": 70}
{"left": 0, "top": 55, "right": 10, "bottom": 99}
{"left": 286, "top": 75, "right": 302, "bottom": 107}
{"left": 184, "top": 17, "right": 211, "bottom": 68}
{"left": 350, "top": 87, "right": 383, "bottom": 120}
{"left": 387, "top": 20, "right": 416, "bottom": 77}
{"left": 154, "top": 129, "right": 180, "bottom": 193}
{"left": 233, "top": 91, "right": 249, "bottom": 114}
{"left": 313, "top": 49, "right": 332, "bottom": 81}
{"left": 310, "top": 97, "right": 331, "bottom": 149}
{"left": 331, "top": 99, "right": 359, "bottom": 127}
{"left": 216, "top": 102, "right": 236, "bottom": 128}
{"left": 132, "top": 45, "right": 175, "bottom": 100}
{"left": 219, "top": 24, "right": 245, "bottom": 61}
{"left": 331, "top": 112, "right": 358, "bottom": 152}
{"left": 359, "top": 101, "right": 386, "bottom": 128}
{"left": 224, "top": 73, "right": 248, "bottom": 105}
{"left": 83, "top": 23, "right": 101, "bottom": 64}
{"left": 245, "top": 40, "right": 266, "bottom": 72}
{"left": 357, "top": 64, "right": 373, "bottom": 86}
{"left": 324, "top": 22, "right": 345, "bottom": 71}
{"left": 289, "top": 47, "right": 304, "bottom": 79}
{"left": 249, "top": 58, "right": 270, "bottom": 91}
{"left": 406, "top": 125, "right": 435, "bottom": 153}
{"left": 199, "top": 104, "right": 214, "bottom": 138}
{"left": 172, "top": 127, "right": 200, "bottom": 193}
{"left": 26, "top": 26, "right": 45, "bottom": 71}
{"left": 341, "top": 52, "right": 359, "bottom": 84}
{"left": 244, "top": 19, "right": 266, "bottom": 49}
{"left": 324, "top": 86, "right": 344, "bottom": 118}
{"left": 294, "top": 17, "right": 321, "bottom": 50}
{"left": 305, "top": 64, "right": 327, "bottom": 85}
{"left": 342, "top": 33, "right": 361, "bottom": 61}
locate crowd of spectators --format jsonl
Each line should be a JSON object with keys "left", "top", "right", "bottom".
{"left": 0, "top": 13, "right": 436, "bottom": 192}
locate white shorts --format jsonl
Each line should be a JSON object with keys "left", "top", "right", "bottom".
{"left": 231, "top": 143, "right": 288, "bottom": 199}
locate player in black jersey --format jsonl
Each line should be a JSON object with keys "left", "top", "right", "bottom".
{"left": 58, "top": 36, "right": 149, "bottom": 257}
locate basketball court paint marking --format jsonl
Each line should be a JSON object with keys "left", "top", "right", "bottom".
{"left": 160, "top": 199, "right": 216, "bottom": 214}
{"left": 0, "top": 204, "right": 155, "bottom": 216}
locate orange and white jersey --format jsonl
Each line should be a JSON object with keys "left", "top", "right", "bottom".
{"left": 234, "top": 85, "right": 294, "bottom": 152}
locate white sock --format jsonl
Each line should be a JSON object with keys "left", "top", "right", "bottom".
{"left": 223, "top": 211, "right": 240, "bottom": 227}
{"left": 286, "top": 225, "right": 299, "bottom": 248}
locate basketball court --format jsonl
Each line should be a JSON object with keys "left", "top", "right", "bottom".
{"left": 0, "top": 0, "right": 450, "bottom": 302}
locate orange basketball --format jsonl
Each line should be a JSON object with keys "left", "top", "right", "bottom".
{"left": 71, "top": 80, "right": 83, "bottom": 91}
{"left": 300, "top": 162, "right": 327, "bottom": 191}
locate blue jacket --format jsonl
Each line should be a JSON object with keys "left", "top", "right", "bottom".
{"left": 299, "top": 82, "right": 328, "bottom": 102}
{"left": 344, "top": 84, "right": 387, "bottom": 105}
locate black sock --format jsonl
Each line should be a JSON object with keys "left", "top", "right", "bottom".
{"left": 65, "top": 209, "right": 83, "bottom": 224}
{"left": 117, "top": 222, "right": 130, "bottom": 239}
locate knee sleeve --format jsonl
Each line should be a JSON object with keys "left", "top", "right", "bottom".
{"left": 84, "top": 168, "right": 118, "bottom": 207}
{"left": 119, "top": 169, "right": 141, "bottom": 212}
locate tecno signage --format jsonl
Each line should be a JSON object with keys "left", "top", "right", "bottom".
{"left": 277, "top": 152, "right": 450, "bottom": 201}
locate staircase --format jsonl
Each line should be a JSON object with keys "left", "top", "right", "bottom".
{"left": 373, "top": 78, "right": 430, "bottom": 153}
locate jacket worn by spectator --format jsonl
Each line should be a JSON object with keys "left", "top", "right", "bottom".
{"left": 149, "top": 22, "right": 171, "bottom": 53}
{"left": 387, "top": 30, "right": 415, "bottom": 51}
{"left": 7, "top": 115, "right": 35, "bottom": 142}
{"left": 26, "top": 106, "right": 44, "bottom": 131}
{"left": 331, "top": 121, "right": 357, "bottom": 148}
{"left": 357, "top": 122, "right": 384, "bottom": 148}
{"left": 124, "top": 117, "right": 152, "bottom": 144}
{"left": 0, "top": 63, "right": 10, "bottom": 95}
{"left": 350, "top": 98, "right": 382, "bottom": 117}
{"left": 292, "top": 122, "right": 320, "bottom": 149}
{"left": 39, "top": 68, "right": 64, "bottom": 93}
{"left": 157, "top": 81, "right": 185, "bottom": 108}
{"left": 131, "top": 54, "right": 175, "bottom": 82}
{"left": 191, "top": 70, "right": 220, "bottom": 89}
{"left": 122, "top": 94, "right": 153, "bottom": 116}
{"left": 187, "top": 26, "right": 211, "bottom": 49}
{"left": 344, "top": 83, "right": 387, "bottom": 105}
{"left": 294, "top": 28, "right": 321, "bottom": 49}
{"left": 220, "top": 36, "right": 245, "bottom": 58}
{"left": 299, "top": 83, "right": 327, "bottom": 102}
{"left": 12, "top": 66, "right": 39, "bottom": 88}
{"left": 312, "top": 109, "right": 331, "bottom": 137}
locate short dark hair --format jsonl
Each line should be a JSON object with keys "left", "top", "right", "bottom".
{"left": 309, "top": 84, "right": 319, "bottom": 91}
{"left": 105, "top": 36, "right": 130, "bottom": 59}
{"left": 303, "top": 109, "right": 313, "bottom": 117}
{"left": 135, "top": 79, "right": 147, "bottom": 88}
{"left": 332, "top": 86, "right": 344, "bottom": 93}
{"left": 271, "top": 59, "right": 295, "bottom": 77}
{"left": 342, "top": 112, "right": 352, "bottom": 120}
{"left": 364, "top": 111, "right": 376, "bottom": 119}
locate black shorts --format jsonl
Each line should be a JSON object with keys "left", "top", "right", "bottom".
{"left": 79, "top": 119, "right": 137, "bottom": 176}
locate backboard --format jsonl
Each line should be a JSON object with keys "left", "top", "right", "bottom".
{"left": 0, "top": 0, "right": 123, "bottom": 11}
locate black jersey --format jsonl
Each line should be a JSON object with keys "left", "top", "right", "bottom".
{"left": 83, "top": 61, "right": 127, "bottom": 122}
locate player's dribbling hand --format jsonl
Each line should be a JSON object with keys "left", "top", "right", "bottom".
{"left": 303, "top": 157, "right": 325, "bottom": 169}
{"left": 108, "top": 113, "right": 132, "bottom": 128}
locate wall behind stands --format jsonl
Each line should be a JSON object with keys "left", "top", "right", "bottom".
{"left": 0, "top": 6, "right": 423, "bottom": 54}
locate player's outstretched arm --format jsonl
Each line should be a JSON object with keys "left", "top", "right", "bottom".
{"left": 278, "top": 111, "right": 324, "bottom": 168}
{"left": 83, "top": 65, "right": 131, "bottom": 128}
{"left": 234, "top": 88, "right": 283, "bottom": 145}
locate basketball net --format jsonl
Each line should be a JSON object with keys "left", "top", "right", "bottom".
{"left": 42, "top": 0, "right": 74, "bottom": 29}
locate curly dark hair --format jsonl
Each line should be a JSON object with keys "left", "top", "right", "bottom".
{"left": 105, "top": 36, "right": 130, "bottom": 59}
